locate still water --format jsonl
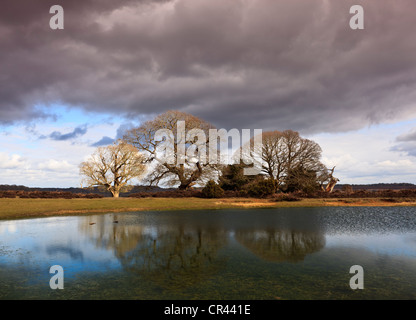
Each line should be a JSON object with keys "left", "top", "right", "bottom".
{"left": 1, "top": 207, "right": 416, "bottom": 299}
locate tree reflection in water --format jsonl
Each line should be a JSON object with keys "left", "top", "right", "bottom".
{"left": 79, "top": 214, "right": 228, "bottom": 289}
{"left": 79, "top": 211, "right": 326, "bottom": 291}
{"left": 235, "top": 228, "right": 325, "bottom": 263}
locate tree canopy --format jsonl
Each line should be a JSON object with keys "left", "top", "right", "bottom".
{"left": 238, "top": 130, "right": 336, "bottom": 193}
{"left": 124, "top": 110, "right": 218, "bottom": 190}
{"left": 79, "top": 140, "right": 146, "bottom": 197}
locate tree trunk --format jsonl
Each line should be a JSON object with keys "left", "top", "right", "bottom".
{"left": 112, "top": 191, "right": 120, "bottom": 198}
{"left": 325, "top": 179, "right": 338, "bottom": 193}
{"left": 270, "top": 177, "right": 279, "bottom": 193}
{"left": 178, "top": 183, "right": 190, "bottom": 190}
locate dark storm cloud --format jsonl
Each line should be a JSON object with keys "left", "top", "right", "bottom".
{"left": 40, "top": 125, "right": 88, "bottom": 141}
{"left": 1, "top": 0, "right": 416, "bottom": 133}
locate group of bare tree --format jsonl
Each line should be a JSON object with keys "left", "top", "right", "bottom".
{"left": 79, "top": 110, "right": 338, "bottom": 197}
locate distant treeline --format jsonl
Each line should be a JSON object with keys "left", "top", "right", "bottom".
{"left": 1, "top": 184, "right": 416, "bottom": 199}
{"left": 0, "top": 184, "right": 171, "bottom": 198}
{"left": 296, "top": 188, "right": 416, "bottom": 199}
{"left": 334, "top": 183, "right": 416, "bottom": 190}
{"left": 130, "top": 188, "right": 416, "bottom": 200}
{"left": 0, "top": 190, "right": 103, "bottom": 199}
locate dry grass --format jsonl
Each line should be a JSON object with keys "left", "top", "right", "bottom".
{"left": 0, "top": 197, "right": 415, "bottom": 220}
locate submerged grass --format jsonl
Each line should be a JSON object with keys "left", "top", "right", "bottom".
{"left": 0, "top": 197, "right": 415, "bottom": 220}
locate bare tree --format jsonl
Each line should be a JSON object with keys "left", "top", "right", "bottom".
{"left": 239, "top": 130, "right": 324, "bottom": 192}
{"left": 124, "top": 110, "right": 218, "bottom": 190}
{"left": 318, "top": 166, "right": 340, "bottom": 193}
{"left": 80, "top": 140, "right": 146, "bottom": 197}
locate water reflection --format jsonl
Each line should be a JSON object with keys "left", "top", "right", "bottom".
{"left": 235, "top": 229, "right": 325, "bottom": 262}
{"left": 79, "top": 213, "right": 228, "bottom": 287}
{"left": 79, "top": 214, "right": 147, "bottom": 257}
{"left": 1, "top": 207, "right": 416, "bottom": 299}
{"left": 46, "top": 245, "right": 84, "bottom": 261}
{"left": 232, "top": 209, "right": 326, "bottom": 262}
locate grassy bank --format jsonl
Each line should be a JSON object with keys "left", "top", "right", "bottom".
{"left": 1, "top": 197, "right": 416, "bottom": 220}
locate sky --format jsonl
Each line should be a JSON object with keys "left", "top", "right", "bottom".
{"left": 0, "top": 0, "right": 416, "bottom": 188}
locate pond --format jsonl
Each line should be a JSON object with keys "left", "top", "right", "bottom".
{"left": 1, "top": 207, "right": 416, "bottom": 300}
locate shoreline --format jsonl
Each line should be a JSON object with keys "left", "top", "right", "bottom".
{"left": 1, "top": 197, "right": 416, "bottom": 221}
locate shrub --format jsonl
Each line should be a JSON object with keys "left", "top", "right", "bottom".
{"left": 129, "top": 189, "right": 203, "bottom": 198}
{"left": 381, "top": 198, "right": 400, "bottom": 203}
{"left": 245, "top": 178, "right": 275, "bottom": 198}
{"left": 274, "top": 193, "right": 302, "bottom": 202}
{"left": 201, "top": 180, "right": 224, "bottom": 198}
{"left": 219, "top": 164, "right": 254, "bottom": 191}
{"left": 222, "top": 190, "right": 244, "bottom": 198}
{"left": 341, "top": 184, "right": 354, "bottom": 194}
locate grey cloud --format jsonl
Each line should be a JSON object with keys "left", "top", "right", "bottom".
{"left": 1, "top": 0, "right": 416, "bottom": 134}
{"left": 116, "top": 123, "right": 136, "bottom": 139}
{"left": 391, "top": 143, "right": 416, "bottom": 157}
{"left": 396, "top": 129, "right": 416, "bottom": 142}
{"left": 40, "top": 125, "right": 88, "bottom": 141}
{"left": 391, "top": 128, "right": 416, "bottom": 157}
{"left": 90, "top": 136, "right": 115, "bottom": 147}
{"left": 90, "top": 122, "right": 136, "bottom": 147}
